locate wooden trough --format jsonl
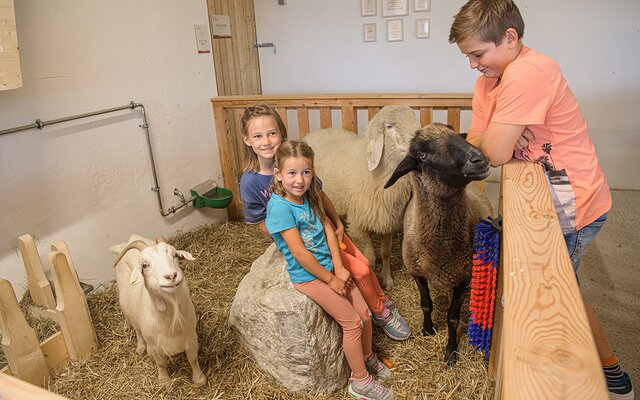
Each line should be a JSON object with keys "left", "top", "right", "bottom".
{"left": 0, "top": 234, "right": 97, "bottom": 399}
{"left": 211, "top": 93, "right": 609, "bottom": 399}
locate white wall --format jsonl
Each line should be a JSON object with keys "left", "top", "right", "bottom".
{"left": 254, "top": 0, "right": 640, "bottom": 190}
{"left": 0, "top": 1, "right": 222, "bottom": 298}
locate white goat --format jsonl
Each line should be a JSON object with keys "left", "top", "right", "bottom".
{"left": 111, "top": 235, "right": 206, "bottom": 386}
{"left": 304, "top": 105, "right": 420, "bottom": 290}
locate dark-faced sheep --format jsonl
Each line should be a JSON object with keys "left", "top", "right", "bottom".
{"left": 384, "top": 123, "right": 492, "bottom": 364}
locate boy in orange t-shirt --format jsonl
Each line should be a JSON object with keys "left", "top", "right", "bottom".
{"left": 449, "top": 0, "right": 633, "bottom": 398}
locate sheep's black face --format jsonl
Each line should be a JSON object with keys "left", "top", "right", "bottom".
{"left": 384, "top": 123, "right": 490, "bottom": 189}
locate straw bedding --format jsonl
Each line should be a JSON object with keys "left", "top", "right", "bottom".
{"left": 1, "top": 222, "right": 495, "bottom": 399}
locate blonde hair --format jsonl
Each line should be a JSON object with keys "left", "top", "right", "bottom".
{"left": 240, "top": 104, "right": 288, "bottom": 172}
{"left": 449, "top": 0, "right": 524, "bottom": 45}
{"left": 271, "top": 140, "right": 326, "bottom": 222}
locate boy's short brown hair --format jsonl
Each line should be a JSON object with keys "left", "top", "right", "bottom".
{"left": 449, "top": 0, "right": 524, "bottom": 45}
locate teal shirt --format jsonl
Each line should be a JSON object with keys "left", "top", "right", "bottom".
{"left": 266, "top": 194, "right": 333, "bottom": 283}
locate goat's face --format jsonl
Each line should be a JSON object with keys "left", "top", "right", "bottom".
{"left": 384, "top": 123, "right": 490, "bottom": 190}
{"left": 134, "top": 243, "right": 194, "bottom": 294}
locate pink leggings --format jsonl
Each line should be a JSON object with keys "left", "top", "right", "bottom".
{"left": 340, "top": 234, "right": 387, "bottom": 314}
{"left": 294, "top": 279, "right": 372, "bottom": 380}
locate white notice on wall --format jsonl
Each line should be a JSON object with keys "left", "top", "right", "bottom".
{"left": 211, "top": 15, "right": 232, "bottom": 38}
{"left": 194, "top": 24, "right": 211, "bottom": 53}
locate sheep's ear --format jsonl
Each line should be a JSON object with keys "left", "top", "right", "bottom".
{"left": 366, "top": 128, "right": 384, "bottom": 171}
{"left": 129, "top": 265, "right": 143, "bottom": 285}
{"left": 176, "top": 250, "right": 195, "bottom": 261}
{"left": 459, "top": 132, "right": 468, "bottom": 140}
{"left": 384, "top": 156, "right": 418, "bottom": 189}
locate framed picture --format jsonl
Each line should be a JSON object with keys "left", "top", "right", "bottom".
{"left": 361, "top": 0, "right": 377, "bottom": 17}
{"left": 382, "top": 0, "right": 409, "bottom": 17}
{"left": 363, "top": 23, "right": 377, "bottom": 42}
{"left": 387, "top": 19, "right": 404, "bottom": 42}
{"left": 414, "top": 0, "right": 430, "bottom": 12}
{"left": 416, "top": 18, "right": 430, "bottom": 38}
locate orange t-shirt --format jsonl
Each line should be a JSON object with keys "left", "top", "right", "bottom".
{"left": 470, "top": 46, "right": 611, "bottom": 232}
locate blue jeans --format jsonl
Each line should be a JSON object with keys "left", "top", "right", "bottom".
{"left": 563, "top": 212, "right": 608, "bottom": 275}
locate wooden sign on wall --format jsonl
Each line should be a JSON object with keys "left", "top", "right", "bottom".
{"left": 0, "top": 0, "right": 22, "bottom": 91}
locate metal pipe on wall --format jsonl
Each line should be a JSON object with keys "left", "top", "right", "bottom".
{"left": 0, "top": 101, "right": 192, "bottom": 216}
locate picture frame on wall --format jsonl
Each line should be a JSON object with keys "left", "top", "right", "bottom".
{"left": 416, "top": 18, "right": 430, "bottom": 38}
{"left": 382, "top": 0, "right": 409, "bottom": 17}
{"left": 361, "top": 0, "right": 377, "bottom": 17}
{"left": 363, "top": 23, "right": 377, "bottom": 42}
{"left": 414, "top": 0, "right": 431, "bottom": 12}
{"left": 387, "top": 19, "right": 404, "bottom": 42}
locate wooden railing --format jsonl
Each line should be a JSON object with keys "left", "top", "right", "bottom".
{"left": 211, "top": 93, "right": 473, "bottom": 220}
{"left": 492, "top": 160, "right": 607, "bottom": 399}
{"left": 210, "top": 94, "right": 607, "bottom": 399}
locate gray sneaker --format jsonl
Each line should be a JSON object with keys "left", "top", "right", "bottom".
{"left": 372, "top": 309, "right": 411, "bottom": 341}
{"left": 365, "top": 354, "right": 392, "bottom": 382}
{"left": 385, "top": 300, "right": 411, "bottom": 333}
{"left": 348, "top": 377, "right": 395, "bottom": 400}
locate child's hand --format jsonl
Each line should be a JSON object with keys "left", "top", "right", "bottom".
{"left": 515, "top": 128, "right": 534, "bottom": 150}
{"left": 335, "top": 223, "right": 345, "bottom": 243}
{"left": 328, "top": 275, "right": 347, "bottom": 296}
{"left": 334, "top": 266, "right": 353, "bottom": 289}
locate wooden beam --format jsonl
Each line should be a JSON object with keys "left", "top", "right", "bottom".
{"left": 48, "top": 249, "right": 98, "bottom": 363}
{"left": 0, "top": 279, "right": 50, "bottom": 387}
{"left": 0, "top": 373, "right": 71, "bottom": 400}
{"left": 17, "top": 235, "right": 56, "bottom": 310}
{"left": 494, "top": 160, "right": 608, "bottom": 400}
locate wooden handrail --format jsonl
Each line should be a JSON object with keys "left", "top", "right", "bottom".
{"left": 491, "top": 160, "right": 607, "bottom": 399}
{"left": 211, "top": 93, "right": 473, "bottom": 220}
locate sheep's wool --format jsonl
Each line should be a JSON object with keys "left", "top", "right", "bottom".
{"left": 228, "top": 244, "right": 349, "bottom": 394}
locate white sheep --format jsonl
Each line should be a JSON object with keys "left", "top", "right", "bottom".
{"left": 303, "top": 105, "right": 420, "bottom": 290}
{"left": 384, "top": 123, "right": 492, "bottom": 364}
{"left": 110, "top": 235, "right": 206, "bottom": 386}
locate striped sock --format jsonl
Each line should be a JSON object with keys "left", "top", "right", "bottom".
{"left": 603, "top": 355, "right": 624, "bottom": 382}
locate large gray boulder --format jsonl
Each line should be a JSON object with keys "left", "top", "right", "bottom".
{"left": 228, "top": 243, "right": 349, "bottom": 394}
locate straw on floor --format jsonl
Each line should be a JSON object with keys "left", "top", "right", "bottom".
{"left": 2, "top": 222, "right": 495, "bottom": 400}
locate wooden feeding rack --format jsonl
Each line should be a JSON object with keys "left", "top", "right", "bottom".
{"left": 0, "top": 234, "right": 98, "bottom": 390}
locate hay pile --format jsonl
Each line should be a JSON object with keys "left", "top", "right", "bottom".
{"left": 3, "top": 222, "right": 495, "bottom": 399}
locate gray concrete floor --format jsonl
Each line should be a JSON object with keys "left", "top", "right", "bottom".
{"left": 485, "top": 181, "right": 639, "bottom": 388}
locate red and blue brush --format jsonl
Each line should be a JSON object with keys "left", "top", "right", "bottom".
{"left": 468, "top": 216, "right": 501, "bottom": 358}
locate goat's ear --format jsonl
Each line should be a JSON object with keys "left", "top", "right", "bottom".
{"left": 176, "top": 250, "right": 195, "bottom": 261}
{"left": 129, "top": 265, "right": 143, "bottom": 285}
{"left": 366, "top": 126, "right": 385, "bottom": 171}
{"left": 384, "top": 156, "right": 418, "bottom": 189}
{"left": 459, "top": 132, "right": 468, "bottom": 140}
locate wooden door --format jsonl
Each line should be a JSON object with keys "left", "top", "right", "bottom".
{"left": 207, "top": 0, "right": 261, "bottom": 95}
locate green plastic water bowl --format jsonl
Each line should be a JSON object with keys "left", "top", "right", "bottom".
{"left": 190, "top": 180, "right": 233, "bottom": 209}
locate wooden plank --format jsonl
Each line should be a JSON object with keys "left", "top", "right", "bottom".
{"left": 297, "top": 107, "right": 310, "bottom": 138}
{"left": 17, "top": 235, "right": 56, "bottom": 310}
{"left": 0, "top": 373, "right": 71, "bottom": 400}
{"left": 275, "top": 107, "right": 288, "bottom": 129}
{"left": 213, "top": 104, "right": 242, "bottom": 219}
{"left": 496, "top": 160, "right": 607, "bottom": 400}
{"left": 232, "top": 108, "right": 245, "bottom": 174}
{"left": 447, "top": 107, "right": 461, "bottom": 132}
{"left": 0, "top": 0, "right": 22, "bottom": 91}
{"left": 319, "top": 107, "right": 332, "bottom": 129}
{"left": 0, "top": 279, "right": 50, "bottom": 387}
{"left": 48, "top": 251, "right": 97, "bottom": 363}
{"left": 341, "top": 106, "right": 357, "bottom": 133}
{"left": 420, "top": 107, "right": 433, "bottom": 127}
{"left": 0, "top": 332, "right": 69, "bottom": 377}
{"left": 368, "top": 107, "right": 380, "bottom": 122}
